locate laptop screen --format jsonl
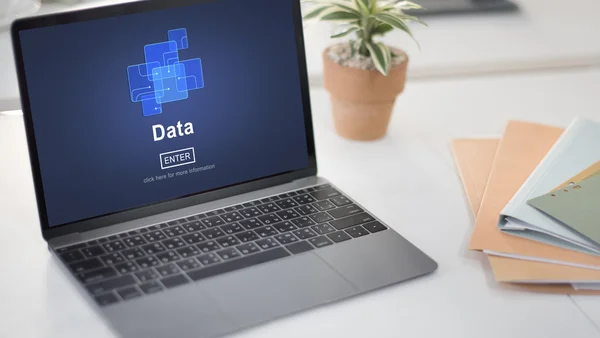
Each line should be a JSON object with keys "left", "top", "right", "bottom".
{"left": 17, "top": 0, "right": 310, "bottom": 228}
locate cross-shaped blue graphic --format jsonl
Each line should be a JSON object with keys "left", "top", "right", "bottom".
{"left": 127, "top": 28, "right": 205, "bottom": 116}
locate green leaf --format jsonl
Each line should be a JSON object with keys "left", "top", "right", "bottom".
{"left": 320, "top": 10, "right": 361, "bottom": 21}
{"left": 374, "top": 12, "right": 420, "bottom": 48}
{"left": 302, "top": 5, "right": 331, "bottom": 20}
{"left": 331, "top": 3, "right": 362, "bottom": 16}
{"left": 379, "top": 42, "right": 392, "bottom": 68}
{"left": 365, "top": 41, "right": 389, "bottom": 76}
{"left": 395, "top": 1, "right": 423, "bottom": 10}
{"left": 395, "top": 13, "right": 428, "bottom": 26}
{"left": 331, "top": 26, "right": 360, "bottom": 38}
{"left": 353, "top": 0, "right": 370, "bottom": 14}
{"left": 371, "top": 23, "right": 394, "bottom": 35}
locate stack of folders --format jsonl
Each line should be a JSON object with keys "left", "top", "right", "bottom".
{"left": 452, "top": 118, "right": 600, "bottom": 294}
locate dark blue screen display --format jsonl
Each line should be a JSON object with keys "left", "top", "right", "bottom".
{"left": 19, "top": 0, "right": 309, "bottom": 227}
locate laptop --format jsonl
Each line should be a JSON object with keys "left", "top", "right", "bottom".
{"left": 11, "top": 0, "right": 438, "bottom": 337}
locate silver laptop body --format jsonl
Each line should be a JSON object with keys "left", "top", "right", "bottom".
{"left": 11, "top": 1, "right": 438, "bottom": 337}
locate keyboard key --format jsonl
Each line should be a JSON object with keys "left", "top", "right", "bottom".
{"left": 118, "top": 233, "right": 129, "bottom": 239}
{"left": 57, "top": 243, "right": 87, "bottom": 253}
{"left": 195, "top": 214, "right": 208, "bottom": 219}
{"left": 256, "top": 238, "right": 280, "bottom": 250}
{"left": 143, "top": 231, "right": 166, "bottom": 243}
{"left": 159, "top": 224, "right": 169, "bottom": 229}
{"left": 136, "top": 256, "right": 160, "bottom": 269}
{"left": 293, "top": 228, "right": 317, "bottom": 240}
{"left": 312, "top": 223, "right": 336, "bottom": 235}
{"left": 309, "top": 236, "right": 334, "bottom": 248}
{"left": 327, "top": 231, "right": 352, "bottom": 243}
{"left": 88, "top": 275, "right": 136, "bottom": 295}
{"left": 108, "top": 235, "right": 119, "bottom": 241}
{"left": 81, "top": 246, "right": 106, "bottom": 258}
{"left": 293, "top": 194, "right": 316, "bottom": 205}
{"left": 97, "top": 238, "right": 108, "bottom": 244}
{"left": 135, "top": 269, "right": 159, "bottom": 282}
{"left": 330, "top": 195, "right": 351, "bottom": 206}
{"left": 156, "top": 251, "right": 181, "bottom": 264}
{"left": 201, "top": 228, "right": 225, "bottom": 240}
{"left": 276, "top": 209, "right": 300, "bottom": 220}
{"left": 197, "top": 241, "right": 221, "bottom": 253}
{"left": 346, "top": 225, "right": 369, "bottom": 238}
{"left": 309, "top": 187, "right": 341, "bottom": 200}
{"left": 117, "top": 286, "right": 142, "bottom": 300}
{"left": 127, "top": 230, "right": 140, "bottom": 236}
{"left": 286, "top": 241, "right": 314, "bottom": 254}
{"left": 257, "top": 203, "right": 281, "bottom": 214}
{"left": 197, "top": 253, "right": 221, "bottom": 266}
{"left": 139, "top": 228, "right": 149, "bottom": 233}
{"left": 255, "top": 225, "right": 278, "bottom": 238}
{"left": 216, "top": 235, "right": 241, "bottom": 247}
{"left": 206, "top": 209, "right": 225, "bottom": 216}
{"left": 273, "top": 221, "right": 297, "bottom": 233}
{"left": 257, "top": 214, "right": 282, "bottom": 225}
{"left": 222, "top": 222, "right": 244, "bottom": 235}
{"left": 162, "top": 237, "right": 187, "bottom": 249}
{"left": 239, "top": 218, "right": 263, "bottom": 229}
{"left": 94, "top": 292, "right": 119, "bottom": 306}
{"left": 142, "top": 242, "right": 167, "bottom": 255}
{"left": 295, "top": 204, "right": 319, "bottom": 216}
{"left": 100, "top": 253, "right": 124, "bottom": 266}
{"left": 102, "top": 241, "right": 125, "bottom": 252}
{"left": 177, "top": 258, "right": 201, "bottom": 271}
{"left": 181, "top": 220, "right": 206, "bottom": 233}
{"left": 235, "top": 231, "right": 259, "bottom": 243}
{"left": 275, "top": 198, "right": 298, "bottom": 210}
{"left": 236, "top": 242, "right": 261, "bottom": 255}
{"left": 314, "top": 184, "right": 331, "bottom": 190}
{"left": 164, "top": 226, "right": 187, "bottom": 238}
{"left": 182, "top": 232, "right": 206, "bottom": 245}
{"left": 313, "top": 200, "right": 336, "bottom": 211}
{"left": 217, "top": 248, "right": 241, "bottom": 260}
{"left": 69, "top": 258, "right": 104, "bottom": 273}
{"left": 161, "top": 274, "right": 189, "bottom": 289}
{"left": 60, "top": 250, "right": 85, "bottom": 263}
{"left": 139, "top": 281, "right": 164, "bottom": 295}
{"left": 115, "top": 261, "right": 139, "bottom": 274}
{"left": 201, "top": 216, "right": 225, "bottom": 228}
{"left": 176, "top": 245, "right": 200, "bottom": 258}
{"left": 278, "top": 191, "right": 297, "bottom": 198}
{"left": 123, "top": 235, "right": 147, "bottom": 248}
{"left": 291, "top": 217, "right": 315, "bottom": 228}
{"left": 310, "top": 212, "right": 334, "bottom": 224}
{"left": 328, "top": 204, "right": 363, "bottom": 219}
{"left": 187, "top": 248, "right": 290, "bottom": 282}
{"left": 156, "top": 263, "right": 180, "bottom": 277}
{"left": 329, "top": 213, "right": 375, "bottom": 230}
{"left": 274, "top": 233, "right": 298, "bottom": 245}
{"left": 221, "top": 212, "right": 244, "bottom": 223}
{"left": 240, "top": 207, "right": 262, "bottom": 218}
{"left": 363, "top": 221, "right": 388, "bottom": 233}
{"left": 260, "top": 197, "right": 279, "bottom": 203}
{"left": 167, "top": 220, "right": 179, "bottom": 226}
{"left": 243, "top": 201, "right": 262, "bottom": 207}
{"left": 122, "top": 247, "right": 146, "bottom": 260}
{"left": 78, "top": 266, "right": 117, "bottom": 283}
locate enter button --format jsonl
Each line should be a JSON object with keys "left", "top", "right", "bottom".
{"left": 160, "top": 147, "right": 196, "bottom": 170}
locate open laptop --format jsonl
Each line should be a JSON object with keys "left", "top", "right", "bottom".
{"left": 11, "top": 0, "right": 437, "bottom": 337}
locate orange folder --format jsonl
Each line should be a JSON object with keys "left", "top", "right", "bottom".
{"left": 452, "top": 136, "right": 600, "bottom": 294}
{"left": 467, "top": 121, "right": 600, "bottom": 269}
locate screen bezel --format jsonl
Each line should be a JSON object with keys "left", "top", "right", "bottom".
{"left": 11, "top": 0, "right": 317, "bottom": 241}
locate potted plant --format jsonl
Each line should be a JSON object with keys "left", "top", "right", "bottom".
{"left": 303, "top": 0, "right": 425, "bottom": 140}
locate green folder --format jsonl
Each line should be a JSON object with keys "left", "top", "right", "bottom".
{"left": 528, "top": 174, "right": 600, "bottom": 246}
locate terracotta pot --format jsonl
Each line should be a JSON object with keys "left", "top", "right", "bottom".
{"left": 323, "top": 46, "right": 408, "bottom": 141}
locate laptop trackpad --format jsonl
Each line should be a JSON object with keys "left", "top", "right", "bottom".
{"left": 198, "top": 252, "right": 356, "bottom": 327}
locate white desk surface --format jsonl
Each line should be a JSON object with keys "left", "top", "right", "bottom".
{"left": 2, "top": 67, "right": 600, "bottom": 337}
{"left": 2, "top": 0, "right": 600, "bottom": 111}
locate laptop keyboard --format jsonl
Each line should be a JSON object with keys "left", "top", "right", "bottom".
{"left": 55, "top": 184, "right": 388, "bottom": 307}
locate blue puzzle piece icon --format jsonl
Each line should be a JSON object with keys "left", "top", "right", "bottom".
{"left": 127, "top": 61, "right": 162, "bottom": 102}
{"left": 152, "top": 64, "right": 189, "bottom": 104}
{"left": 168, "top": 28, "right": 188, "bottom": 50}
{"left": 144, "top": 41, "right": 178, "bottom": 68}
{"left": 177, "top": 58, "right": 204, "bottom": 91}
